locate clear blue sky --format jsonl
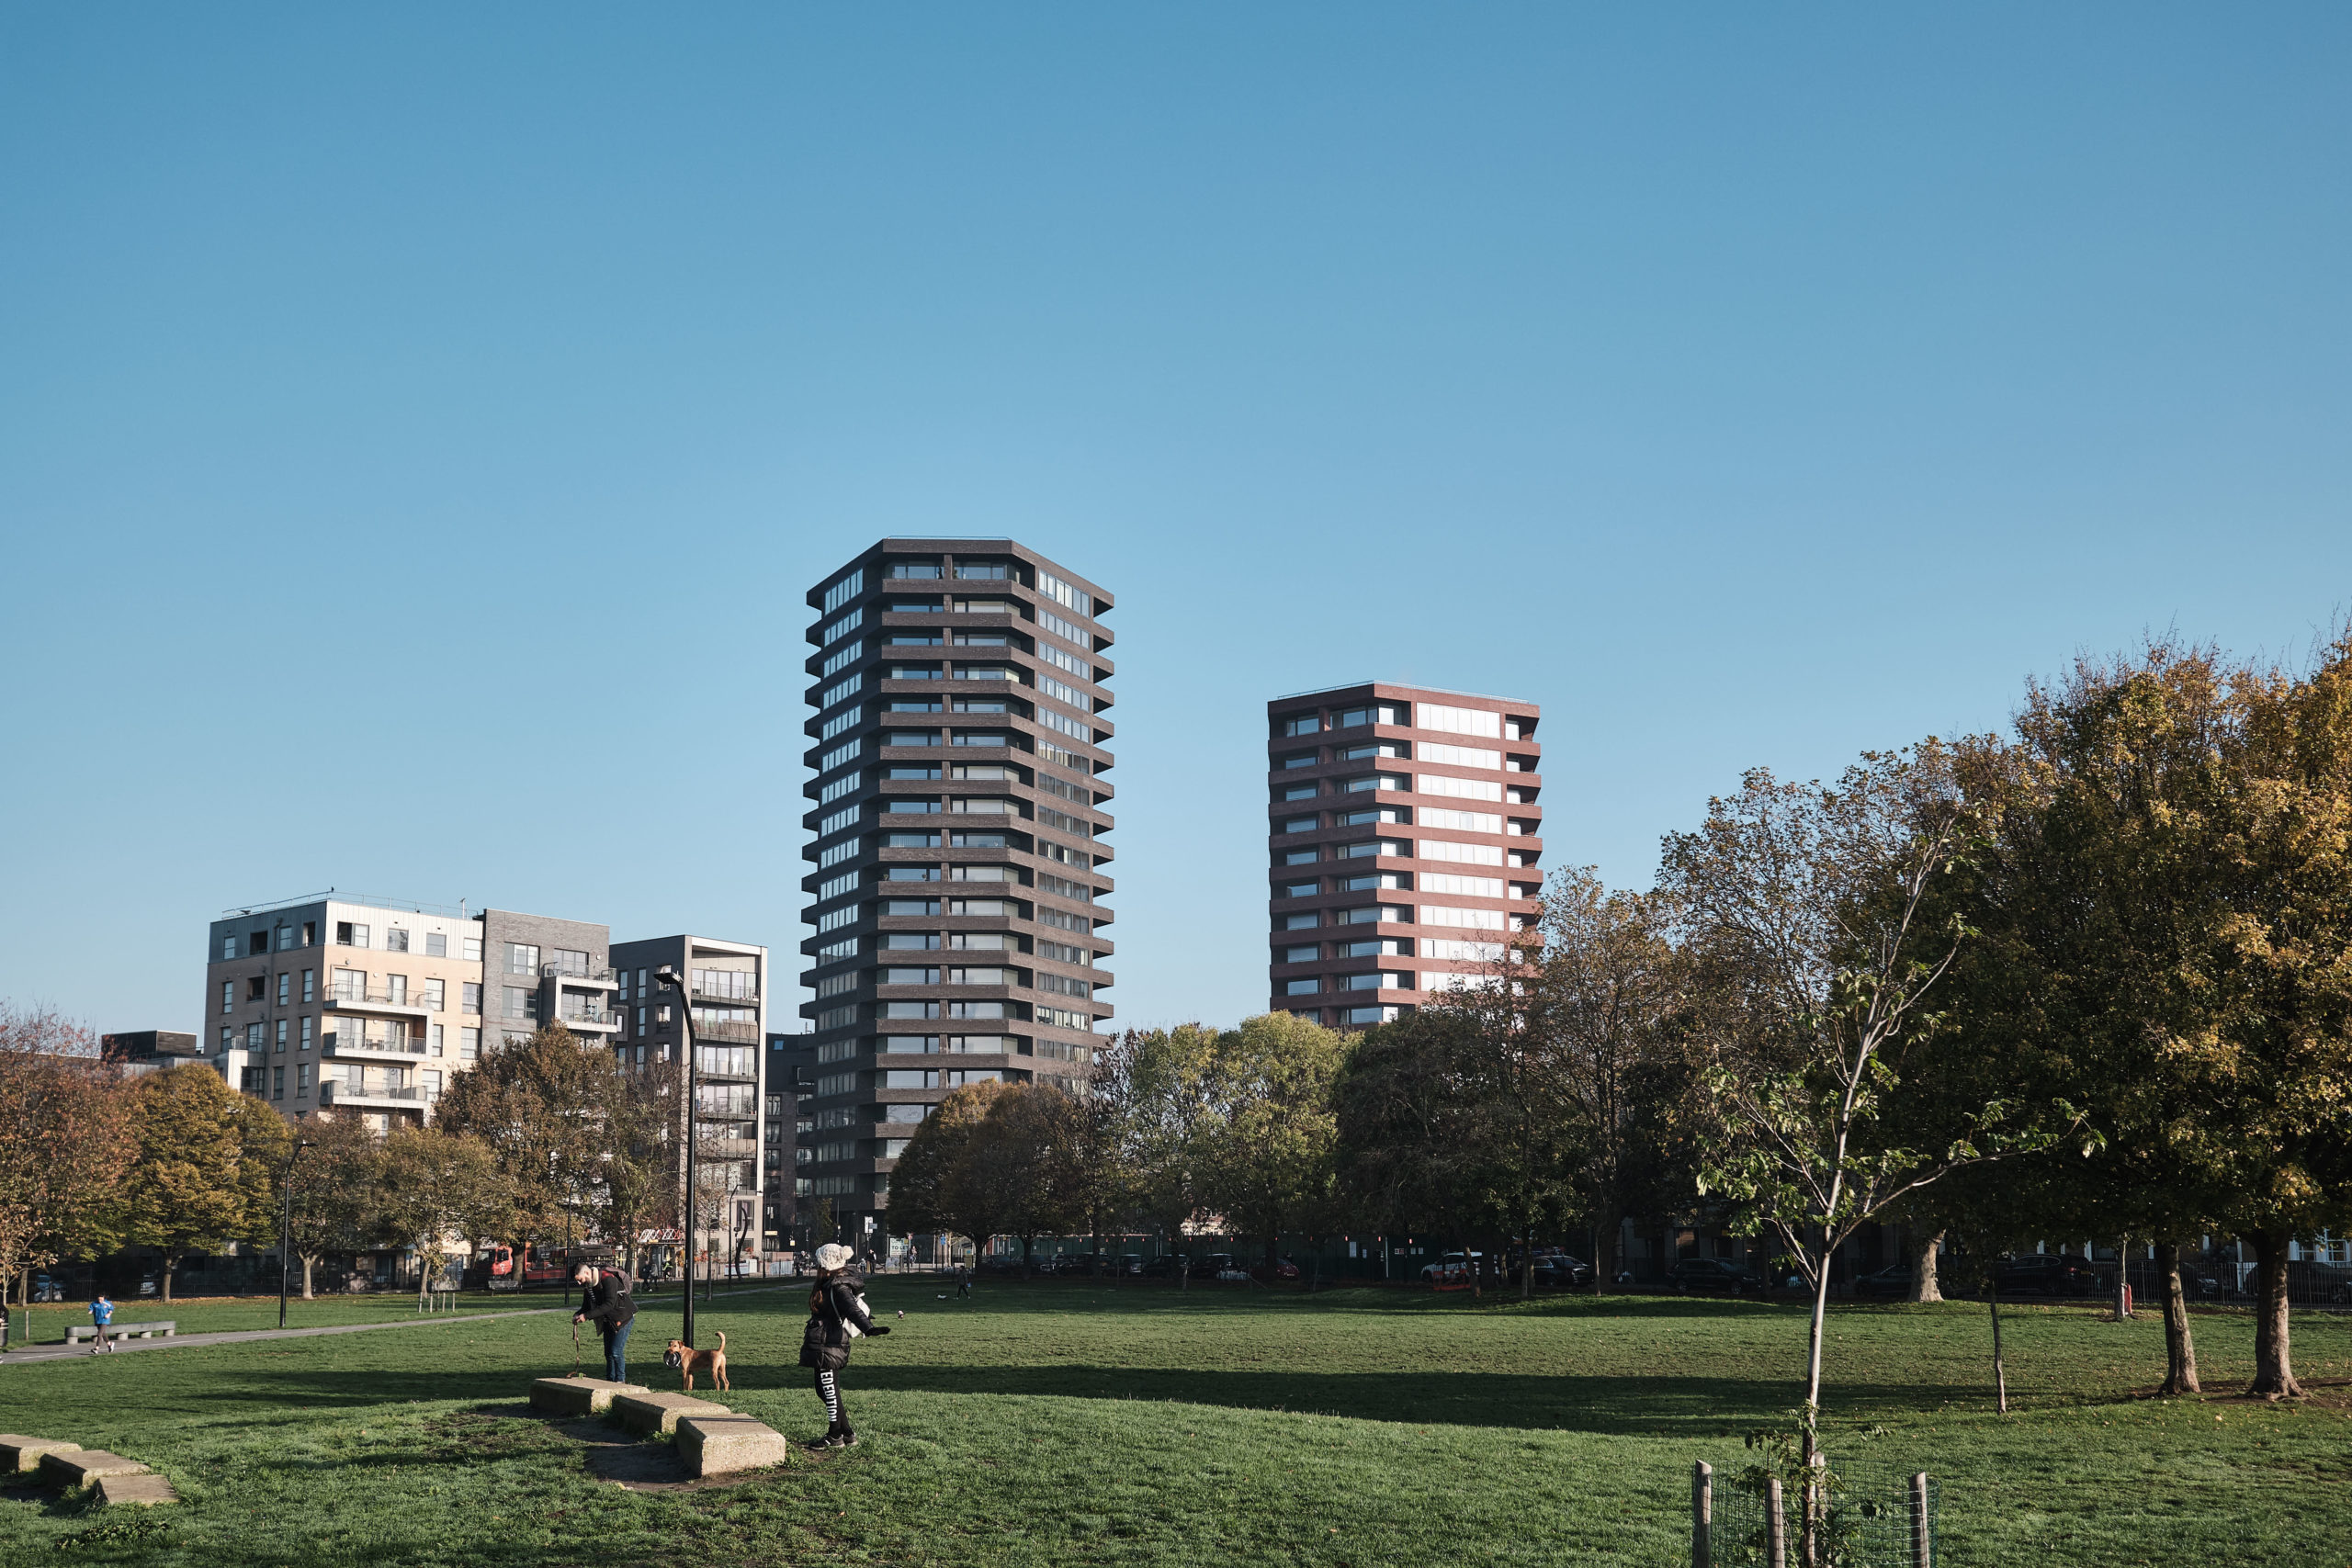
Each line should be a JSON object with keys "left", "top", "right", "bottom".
{"left": 4, "top": 7, "right": 2348, "bottom": 1038}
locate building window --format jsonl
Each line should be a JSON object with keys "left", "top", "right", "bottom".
{"left": 1280, "top": 881, "right": 1319, "bottom": 898}
{"left": 1283, "top": 978, "right": 1320, "bottom": 996}
{"left": 506, "top": 943, "right": 539, "bottom": 976}
{"left": 1283, "top": 945, "right": 1319, "bottom": 964}
{"left": 1280, "top": 784, "right": 1317, "bottom": 802}
{"left": 462, "top": 983, "right": 481, "bottom": 1015}
{"left": 424, "top": 977, "right": 445, "bottom": 1012}
{"left": 1278, "top": 714, "right": 1321, "bottom": 738}
{"left": 429, "top": 1024, "right": 445, "bottom": 1056}
{"left": 337, "top": 922, "right": 368, "bottom": 948}
{"left": 425, "top": 931, "right": 447, "bottom": 957}
{"left": 219, "top": 1026, "right": 232, "bottom": 1053}
{"left": 1281, "top": 912, "right": 1319, "bottom": 930}
{"left": 463, "top": 935, "right": 483, "bottom": 962}
{"left": 459, "top": 1028, "right": 481, "bottom": 1061}
{"left": 274, "top": 972, "right": 288, "bottom": 1005}
{"left": 246, "top": 976, "right": 266, "bottom": 1002}
{"left": 1281, "top": 753, "right": 1317, "bottom": 770}
{"left": 300, "top": 968, "right": 314, "bottom": 1001}
{"left": 1281, "top": 849, "right": 1318, "bottom": 865}
{"left": 554, "top": 948, "right": 590, "bottom": 976}
{"left": 504, "top": 987, "right": 538, "bottom": 1021}
{"left": 272, "top": 1066, "right": 285, "bottom": 1101}
{"left": 386, "top": 928, "right": 410, "bottom": 953}
{"left": 246, "top": 1021, "right": 266, "bottom": 1049}
{"left": 220, "top": 980, "right": 233, "bottom": 1015}
{"left": 300, "top": 1016, "right": 313, "bottom": 1051}
{"left": 424, "top": 1069, "right": 442, "bottom": 1100}
{"left": 297, "top": 1062, "right": 311, "bottom": 1095}
{"left": 275, "top": 1020, "right": 288, "bottom": 1054}
{"left": 221, "top": 934, "right": 238, "bottom": 960}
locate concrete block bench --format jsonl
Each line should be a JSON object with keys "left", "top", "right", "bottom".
{"left": 528, "top": 1377, "right": 649, "bottom": 1417}
{"left": 97, "top": 1472, "right": 179, "bottom": 1506}
{"left": 611, "top": 1390, "right": 730, "bottom": 1436}
{"left": 677, "top": 1413, "right": 793, "bottom": 1477}
{"left": 66, "top": 1321, "right": 175, "bottom": 1343}
{"left": 0, "top": 1435, "right": 80, "bottom": 1472}
{"left": 41, "top": 1449, "right": 151, "bottom": 1487}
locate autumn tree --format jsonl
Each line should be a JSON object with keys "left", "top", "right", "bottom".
{"left": 280, "top": 1112, "right": 382, "bottom": 1298}
{"left": 117, "top": 1064, "right": 285, "bottom": 1301}
{"left": 1664, "top": 746, "right": 2073, "bottom": 1496}
{"left": 376, "top": 1125, "right": 513, "bottom": 1305}
{"left": 433, "top": 1024, "right": 623, "bottom": 1273}
{"left": 1193, "top": 1013, "right": 1346, "bottom": 1269}
{"left": 888, "top": 1080, "right": 1012, "bottom": 1257}
{"left": 1118, "top": 1025, "right": 1218, "bottom": 1283}
{"left": 1332, "top": 1009, "right": 1492, "bottom": 1255}
{"left": 0, "top": 1006, "right": 134, "bottom": 1315}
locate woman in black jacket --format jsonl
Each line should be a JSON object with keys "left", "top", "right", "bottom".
{"left": 800, "top": 1241, "right": 888, "bottom": 1448}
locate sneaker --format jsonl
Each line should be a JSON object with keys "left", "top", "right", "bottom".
{"left": 804, "top": 1432, "right": 840, "bottom": 1451}
{"left": 835, "top": 1431, "right": 858, "bottom": 1447}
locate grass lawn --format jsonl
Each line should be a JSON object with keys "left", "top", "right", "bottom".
{"left": 1, "top": 1279, "right": 2347, "bottom": 1566}
{"left": 1, "top": 1283, "right": 759, "bottom": 1342}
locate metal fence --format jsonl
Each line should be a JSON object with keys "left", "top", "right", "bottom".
{"left": 1694, "top": 1459, "right": 1937, "bottom": 1568}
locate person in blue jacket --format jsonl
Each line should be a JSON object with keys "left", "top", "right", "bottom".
{"left": 89, "top": 1292, "right": 115, "bottom": 1355}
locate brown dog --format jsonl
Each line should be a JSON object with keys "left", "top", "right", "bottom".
{"left": 663, "top": 1329, "right": 729, "bottom": 1392}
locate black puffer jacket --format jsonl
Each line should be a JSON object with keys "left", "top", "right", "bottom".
{"left": 580, "top": 1268, "right": 636, "bottom": 1331}
{"left": 799, "top": 1271, "right": 887, "bottom": 1370}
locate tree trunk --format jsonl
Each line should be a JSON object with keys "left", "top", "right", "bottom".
{"left": 2155, "top": 1238, "right": 2199, "bottom": 1394}
{"left": 2112, "top": 1239, "right": 2132, "bottom": 1320}
{"left": 1799, "top": 1252, "right": 1831, "bottom": 1568}
{"left": 1988, "top": 1283, "right": 2008, "bottom": 1414}
{"left": 1595, "top": 1223, "right": 1618, "bottom": 1295}
{"left": 301, "top": 1255, "right": 315, "bottom": 1300}
{"left": 2245, "top": 1229, "right": 2303, "bottom": 1398}
{"left": 162, "top": 1255, "right": 175, "bottom": 1303}
{"left": 1910, "top": 1230, "right": 1944, "bottom": 1303}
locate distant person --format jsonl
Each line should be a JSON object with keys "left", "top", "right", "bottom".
{"left": 955, "top": 1261, "right": 972, "bottom": 1301}
{"left": 571, "top": 1262, "right": 637, "bottom": 1382}
{"left": 88, "top": 1292, "right": 115, "bottom": 1355}
{"left": 801, "top": 1241, "right": 888, "bottom": 1448}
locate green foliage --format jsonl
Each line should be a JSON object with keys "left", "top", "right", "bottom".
{"left": 116, "top": 1065, "right": 285, "bottom": 1298}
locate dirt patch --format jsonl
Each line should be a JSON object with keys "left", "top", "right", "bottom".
{"left": 552, "top": 1416, "right": 803, "bottom": 1494}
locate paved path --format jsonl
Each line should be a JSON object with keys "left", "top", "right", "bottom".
{"left": 0, "top": 1284, "right": 806, "bottom": 1366}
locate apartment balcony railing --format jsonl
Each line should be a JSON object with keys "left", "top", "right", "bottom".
{"left": 543, "top": 963, "right": 618, "bottom": 984}
{"left": 692, "top": 1021, "right": 762, "bottom": 1044}
{"left": 559, "top": 1007, "right": 617, "bottom": 1027}
{"left": 327, "top": 988, "right": 431, "bottom": 1014}
{"left": 321, "top": 1080, "right": 428, "bottom": 1105}
{"left": 324, "top": 1033, "right": 426, "bottom": 1058}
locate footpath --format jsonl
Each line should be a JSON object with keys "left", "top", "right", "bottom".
{"left": 0, "top": 1284, "right": 804, "bottom": 1366}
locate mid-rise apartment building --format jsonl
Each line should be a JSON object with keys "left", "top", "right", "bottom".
{"left": 1265, "top": 683, "right": 1544, "bottom": 1025}
{"left": 202, "top": 897, "right": 773, "bottom": 1257}
{"left": 609, "top": 933, "right": 770, "bottom": 1261}
{"left": 798, "top": 538, "right": 1117, "bottom": 1245}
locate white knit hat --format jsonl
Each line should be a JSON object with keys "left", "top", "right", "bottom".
{"left": 814, "top": 1243, "right": 854, "bottom": 1271}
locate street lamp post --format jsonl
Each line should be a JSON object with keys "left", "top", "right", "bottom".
{"left": 277, "top": 1138, "right": 315, "bottom": 1330}
{"left": 656, "top": 966, "right": 697, "bottom": 1348}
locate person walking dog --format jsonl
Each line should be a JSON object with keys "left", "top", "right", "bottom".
{"left": 88, "top": 1292, "right": 115, "bottom": 1355}
{"left": 571, "top": 1261, "right": 637, "bottom": 1382}
{"left": 801, "top": 1241, "right": 888, "bottom": 1448}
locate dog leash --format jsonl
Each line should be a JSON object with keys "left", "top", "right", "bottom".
{"left": 571, "top": 1318, "right": 582, "bottom": 1377}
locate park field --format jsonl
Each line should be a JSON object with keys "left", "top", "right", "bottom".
{"left": 2, "top": 1279, "right": 2348, "bottom": 1566}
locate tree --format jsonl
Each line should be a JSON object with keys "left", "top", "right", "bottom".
{"left": 888, "top": 1080, "right": 1012, "bottom": 1258}
{"left": 958, "top": 1085, "right": 1076, "bottom": 1273}
{"left": 375, "top": 1126, "right": 511, "bottom": 1306}
{"left": 1050, "top": 1038, "right": 1137, "bottom": 1276}
{"left": 1525, "top": 871, "right": 1696, "bottom": 1291}
{"left": 119, "top": 1065, "right": 282, "bottom": 1301}
{"left": 0, "top": 1006, "right": 134, "bottom": 1319}
{"left": 1118, "top": 1025, "right": 1218, "bottom": 1284}
{"left": 433, "top": 1024, "right": 621, "bottom": 1272}
{"left": 1332, "top": 1009, "right": 1492, "bottom": 1258}
{"left": 1194, "top": 1013, "right": 1346, "bottom": 1269}
{"left": 1664, "top": 746, "right": 2074, "bottom": 1505}
{"left": 280, "top": 1112, "right": 381, "bottom": 1298}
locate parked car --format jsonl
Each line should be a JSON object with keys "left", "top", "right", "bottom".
{"left": 1189, "top": 1253, "right": 1239, "bottom": 1280}
{"left": 1118, "top": 1254, "right": 1145, "bottom": 1276}
{"left": 30, "top": 1273, "right": 63, "bottom": 1303}
{"left": 2286, "top": 1260, "right": 2352, "bottom": 1305}
{"left": 1529, "top": 1256, "right": 1594, "bottom": 1289}
{"left": 1994, "top": 1255, "right": 2098, "bottom": 1297}
{"left": 1852, "top": 1264, "right": 1915, "bottom": 1300}
{"left": 1419, "top": 1252, "right": 1484, "bottom": 1284}
{"left": 1667, "top": 1258, "right": 1767, "bottom": 1296}
{"left": 1139, "top": 1255, "right": 1186, "bottom": 1279}
{"left": 1251, "top": 1257, "right": 1301, "bottom": 1282}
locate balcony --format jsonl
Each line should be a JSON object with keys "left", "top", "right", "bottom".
{"left": 544, "top": 963, "right": 619, "bottom": 988}
{"left": 323, "top": 1033, "right": 427, "bottom": 1061}
{"left": 556, "top": 1006, "right": 623, "bottom": 1034}
{"left": 320, "top": 1080, "right": 429, "bottom": 1108}
{"left": 692, "top": 1021, "right": 762, "bottom": 1045}
{"left": 691, "top": 982, "right": 762, "bottom": 1005}
{"left": 325, "top": 989, "right": 432, "bottom": 1020}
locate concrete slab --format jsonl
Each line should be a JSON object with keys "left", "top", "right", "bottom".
{"left": 676, "top": 1414, "right": 793, "bottom": 1477}
{"left": 529, "top": 1377, "right": 648, "bottom": 1416}
{"left": 611, "top": 1390, "right": 730, "bottom": 1436}
{"left": 41, "top": 1449, "right": 149, "bottom": 1487}
{"left": 96, "top": 1472, "right": 178, "bottom": 1506}
{"left": 0, "top": 1435, "right": 81, "bottom": 1472}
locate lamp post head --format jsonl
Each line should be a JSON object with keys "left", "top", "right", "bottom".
{"left": 655, "top": 966, "right": 683, "bottom": 994}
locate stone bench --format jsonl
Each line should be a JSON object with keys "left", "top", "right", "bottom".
{"left": 0, "top": 1435, "right": 81, "bottom": 1472}
{"left": 610, "top": 1390, "right": 731, "bottom": 1436}
{"left": 676, "top": 1413, "right": 793, "bottom": 1477}
{"left": 528, "top": 1376, "right": 649, "bottom": 1417}
{"left": 66, "top": 1321, "right": 175, "bottom": 1343}
{"left": 41, "top": 1449, "right": 152, "bottom": 1487}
